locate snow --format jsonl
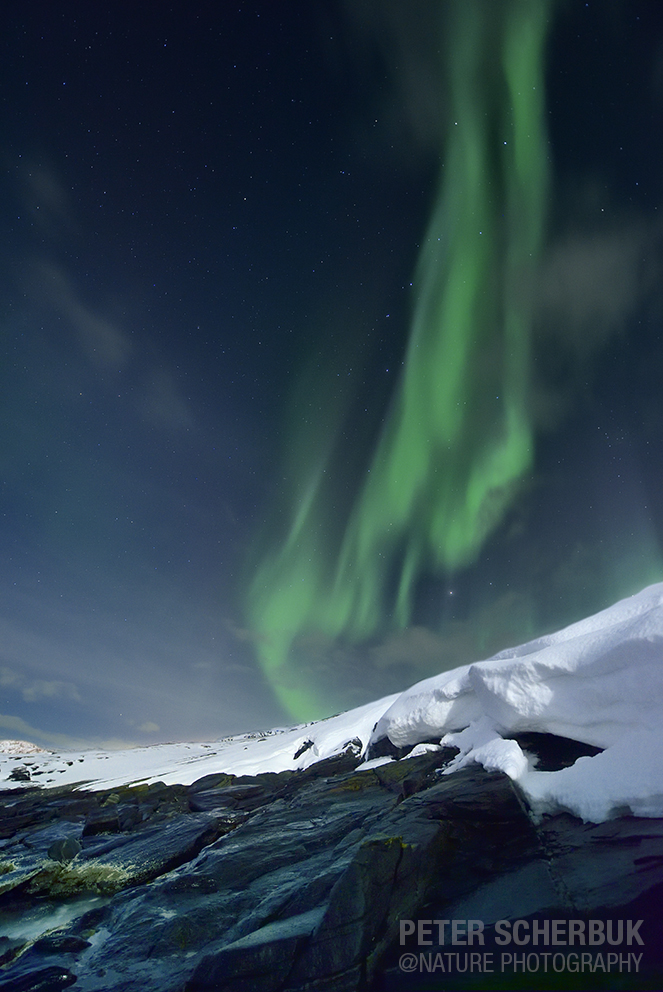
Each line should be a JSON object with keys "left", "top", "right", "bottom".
{"left": 0, "top": 695, "right": 399, "bottom": 793}
{"left": 0, "top": 740, "right": 48, "bottom": 755}
{"left": 3, "top": 582, "right": 663, "bottom": 825}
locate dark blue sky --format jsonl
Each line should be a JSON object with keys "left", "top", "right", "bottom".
{"left": 2, "top": 1, "right": 663, "bottom": 747}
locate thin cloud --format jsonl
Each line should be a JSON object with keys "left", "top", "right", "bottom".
{"left": 0, "top": 665, "right": 82, "bottom": 704}
{"left": 0, "top": 712, "right": 88, "bottom": 750}
{"left": 537, "top": 216, "right": 663, "bottom": 355}
{"left": 27, "top": 260, "right": 132, "bottom": 368}
{"left": 138, "top": 721, "right": 160, "bottom": 734}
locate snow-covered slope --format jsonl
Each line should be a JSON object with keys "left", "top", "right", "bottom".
{"left": 3, "top": 583, "right": 663, "bottom": 824}
{"left": 0, "top": 696, "right": 399, "bottom": 792}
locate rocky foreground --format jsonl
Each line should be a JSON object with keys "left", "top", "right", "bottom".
{"left": 1, "top": 734, "right": 662, "bottom": 992}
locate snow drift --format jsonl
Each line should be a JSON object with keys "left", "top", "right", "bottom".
{"left": 3, "top": 582, "right": 663, "bottom": 824}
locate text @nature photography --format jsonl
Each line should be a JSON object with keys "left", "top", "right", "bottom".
{"left": 398, "top": 918, "right": 646, "bottom": 975}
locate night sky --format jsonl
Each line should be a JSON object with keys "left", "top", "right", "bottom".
{"left": 2, "top": 1, "right": 663, "bottom": 748}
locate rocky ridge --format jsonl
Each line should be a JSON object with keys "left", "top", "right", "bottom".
{"left": 0, "top": 734, "right": 662, "bottom": 991}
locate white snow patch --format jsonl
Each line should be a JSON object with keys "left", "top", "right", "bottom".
{"left": 0, "top": 740, "right": 49, "bottom": 755}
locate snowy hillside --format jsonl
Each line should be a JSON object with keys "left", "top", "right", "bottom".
{"left": 3, "top": 582, "right": 663, "bottom": 824}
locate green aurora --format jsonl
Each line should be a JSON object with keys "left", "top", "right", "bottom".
{"left": 246, "top": 0, "right": 553, "bottom": 719}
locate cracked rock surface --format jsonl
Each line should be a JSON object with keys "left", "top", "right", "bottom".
{"left": 0, "top": 737, "right": 662, "bottom": 991}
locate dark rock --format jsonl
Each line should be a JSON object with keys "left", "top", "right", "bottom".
{"left": 297, "top": 747, "right": 362, "bottom": 780}
{"left": 46, "top": 838, "right": 82, "bottom": 863}
{"left": 187, "top": 790, "right": 252, "bottom": 817}
{"left": 363, "top": 736, "right": 445, "bottom": 763}
{"left": 537, "top": 811, "right": 663, "bottom": 912}
{"left": 119, "top": 804, "right": 144, "bottom": 830}
{"left": 31, "top": 934, "right": 91, "bottom": 954}
{"left": 0, "top": 736, "right": 662, "bottom": 991}
{"left": 188, "top": 772, "right": 236, "bottom": 793}
{"left": 372, "top": 747, "right": 458, "bottom": 797}
{"left": 7, "top": 767, "right": 31, "bottom": 783}
{"left": 0, "top": 965, "right": 77, "bottom": 990}
{"left": 344, "top": 737, "right": 363, "bottom": 758}
{"left": 0, "top": 937, "right": 26, "bottom": 968}
{"left": 363, "top": 736, "right": 412, "bottom": 762}
{"left": 294, "top": 739, "right": 315, "bottom": 760}
{"left": 186, "top": 908, "right": 324, "bottom": 992}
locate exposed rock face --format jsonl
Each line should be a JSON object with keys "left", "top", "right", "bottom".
{"left": 0, "top": 736, "right": 661, "bottom": 991}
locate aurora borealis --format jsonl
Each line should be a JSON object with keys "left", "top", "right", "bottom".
{"left": 2, "top": 1, "right": 663, "bottom": 745}
{"left": 247, "top": 0, "right": 552, "bottom": 718}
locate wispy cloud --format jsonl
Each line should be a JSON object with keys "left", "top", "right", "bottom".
{"left": 0, "top": 712, "right": 88, "bottom": 750}
{"left": 0, "top": 665, "right": 82, "bottom": 704}
{"left": 33, "top": 261, "right": 133, "bottom": 368}
{"left": 138, "top": 721, "right": 160, "bottom": 734}
{"left": 537, "top": 214, "right": 663, "bottom": 355}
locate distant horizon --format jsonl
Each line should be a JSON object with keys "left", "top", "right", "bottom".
{"left": 2, "top": 578, "right": 663, "bottom": 831}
